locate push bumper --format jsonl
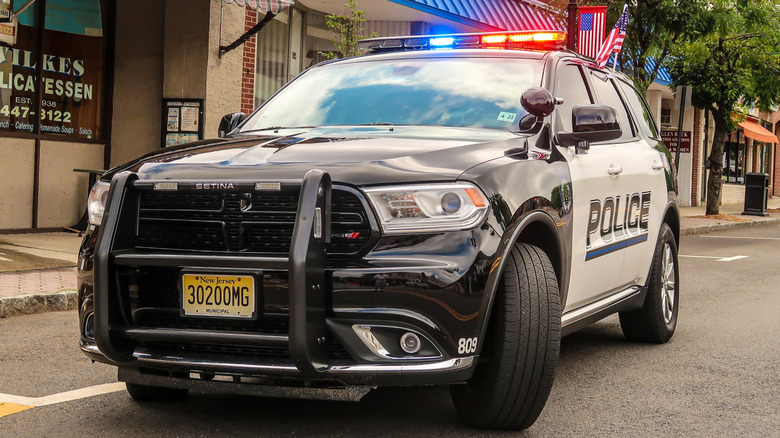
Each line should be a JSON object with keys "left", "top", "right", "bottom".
{"left": 86, "top": 169, "right": 480, "bottom": 387}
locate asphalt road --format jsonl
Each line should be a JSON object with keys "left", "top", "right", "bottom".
{"left": 1, "top": 224, "right": 778, "bottom": 437}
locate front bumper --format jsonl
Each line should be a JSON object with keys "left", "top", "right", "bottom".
{"left": 79, "top": 170, "right": 495, "bottom": 387}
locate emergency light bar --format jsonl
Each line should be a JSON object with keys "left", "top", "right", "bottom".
{"left": 358, "top": 31, "right": 566, "bottom": 53}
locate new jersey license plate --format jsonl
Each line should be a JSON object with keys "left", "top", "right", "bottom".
{"left": 181, "top": 273, "right": 255, "bottom": 318}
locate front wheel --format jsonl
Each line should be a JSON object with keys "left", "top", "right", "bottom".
{"left": 451, "top": 243, "right": 561, "bottom": 430}
{"left": 619, "top": 223, "right": 679, "bottom": 343}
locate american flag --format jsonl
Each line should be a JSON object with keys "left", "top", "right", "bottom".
{"left": 595, "top": 5, "right": 629, "bottom": 69}
{"left": 577, "top": 6, "right": 606, "bottom": 59}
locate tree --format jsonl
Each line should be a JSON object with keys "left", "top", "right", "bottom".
{"left": 667, "top": 0, "right": 780, "bottom": 214}
{"left": 551, "top": 0, "right": 708, "bottom": 93}
{"left": 322, "top": 0, "right": 376, "bottom": 59}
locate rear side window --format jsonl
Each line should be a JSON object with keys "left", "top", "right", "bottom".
{"left": 553, "top": 63, "right": 592, "bottom": 133}
{"left": 588, "top": 69, "right": 635, "bottom": 140}
{"left": 617, "top": 79, "right": 661, "bottom": 140}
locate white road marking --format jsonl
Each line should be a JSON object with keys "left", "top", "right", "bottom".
{"left": 0, "top": 382, "right": 125, "bottom": 407}
{"left": 700, "top": 236, "right": 780, "bottom": 241}
{"left": 715, "top": 255, "right": 749, "bottom": 262}
{"left": 679, "top": 255, "right": 749, "bottom": 262}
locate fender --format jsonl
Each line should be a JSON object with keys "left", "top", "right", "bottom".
{"left": 474, "top": 204, "right": 564, "bottom": 354}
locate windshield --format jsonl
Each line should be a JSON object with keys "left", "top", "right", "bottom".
{"left": 240, "top": 57, "right": 543, "bottom": 132}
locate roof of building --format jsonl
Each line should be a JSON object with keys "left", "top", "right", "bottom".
{"left": 388, "top": 0, "right": 563, "bottom": 31}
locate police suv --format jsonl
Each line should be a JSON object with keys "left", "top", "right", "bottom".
{"left": 78, "top": 30, "right": 680, "bottom": 430}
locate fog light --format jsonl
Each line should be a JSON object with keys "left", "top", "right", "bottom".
{"left": 84, "top": 313, "right": 95, "bottom": 339}
{"left": 400, "top": 332, "right": 421, "bottom": 354}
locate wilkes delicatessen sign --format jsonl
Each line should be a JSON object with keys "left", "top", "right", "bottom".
{"left": 0, "top": 47, "right": 95, "bottom": 136}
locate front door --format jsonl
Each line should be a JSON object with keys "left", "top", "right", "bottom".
{"left": 554, "top": 61, "right": 631, "bottom": 312}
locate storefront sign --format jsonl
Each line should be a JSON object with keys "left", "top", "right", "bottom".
{"left": 661, "top": 130, "right": 691, "bottom": 153}
{"left": 0, "top": 0, "right": 12, "bottom": 23}
{"left": 0, "top": 17, "right": 15, "bottom": 44}
{"left": 0, "top": 0, "right": 106, "bottom": 140}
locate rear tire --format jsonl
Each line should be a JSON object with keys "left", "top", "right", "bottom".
{"left": 619, "top": 223, "right": 679, "bottom": 343}
{"left": 125, "top": 383, "right": 188, "bottom": 401}
{"left": 451, "top": 243, "right": 561, "bottom": 430}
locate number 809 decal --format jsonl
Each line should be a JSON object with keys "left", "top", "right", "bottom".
{"left": 457, "top": 337, "right": 478, "bottom": 354}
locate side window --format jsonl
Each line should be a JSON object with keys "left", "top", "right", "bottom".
{"left": 588, "top": 69, "right": 635, "bottom": 140}
{"left": 617, "top": 79, "right": 662, "bottom": 140}
{"left": 554, "top": 63, "right": 592, "bottom": 133}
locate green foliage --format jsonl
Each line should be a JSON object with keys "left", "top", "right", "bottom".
{"left": 321, "top": 0, "right": 376, "bottom": 60}
{"left": 666, "top": 0, "right": 780, "bottom": 214}
{"left": 571, "top": 1, "right": 710, "bottom": 93}
{"left": 668, "top": 0, "right": 780, "bottom": 123}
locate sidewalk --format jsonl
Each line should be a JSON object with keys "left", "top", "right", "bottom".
{"left": 2, "top": 198, "right": 779, "bottom": 318}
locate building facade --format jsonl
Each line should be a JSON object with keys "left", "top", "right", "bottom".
{"left": 0, "top": 0, "right": 560, "bottom": 232}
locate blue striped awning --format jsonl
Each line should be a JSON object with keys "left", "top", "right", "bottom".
{"left": 607, "top": 55, "right": 673, "bottom": 86}
{"left": 388, "top": 0, "right": 564, "bottom": 31}
{"left": 644, "top": 57, "right": 672, "bottom": 86}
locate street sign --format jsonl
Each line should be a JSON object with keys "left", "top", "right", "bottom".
{"left": 674, "top": 85, "right": 692, "bottom": 109}
{"left": 661, "top": 130, "right": 691, "bottom": 153}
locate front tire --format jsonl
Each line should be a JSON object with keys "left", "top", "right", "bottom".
{"left": 451, "top": 243, "right": 561, "bottom": 430}
{"left": 619, "top": 223, "right": 679, "bottom": 343}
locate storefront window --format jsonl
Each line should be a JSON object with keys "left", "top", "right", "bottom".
{"left": 722, "top": 134, "right": 745, "bottom": 184}
{"left": 0, "top": 0, "right": 105, "bottom": 140}
{"left": 255, "top": 10, "right": 289, "bottom": 106}
{"left": 0, "top": 1, "right": 40, "bottom": 134}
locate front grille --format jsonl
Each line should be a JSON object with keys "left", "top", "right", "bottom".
{"left": 135, "top": 187, "right": 373, "bottom": 256}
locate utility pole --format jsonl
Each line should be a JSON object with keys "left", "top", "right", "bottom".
{"left": 567, "top": 0, "right": 578, "bottom": 51}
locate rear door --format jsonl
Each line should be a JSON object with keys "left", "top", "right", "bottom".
{"left": 586, "top": 68, "right": 668, "bottom": 288}
{"left": 613, "top": 77, "right": 671, "bottom": 287}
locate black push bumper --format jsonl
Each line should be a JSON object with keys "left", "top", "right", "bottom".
{"left": 85, "top": 169, "right": 477, "bottom": 387}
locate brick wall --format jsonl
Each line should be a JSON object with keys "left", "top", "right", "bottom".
{"left": 775, "top": 142, "right": 780, "bottom": 196}
{"left": 241, "top": 8, "right": 259, "bottom": 115}
{"left": 691, "top": 108, "right": 701, "bottom": 206}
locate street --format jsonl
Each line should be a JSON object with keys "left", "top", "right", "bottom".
{"left": 1, "top": 224, "right": 778, "bottom": 437}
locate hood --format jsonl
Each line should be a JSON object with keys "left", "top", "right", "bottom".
{"left": 111, "top": 127, "right": 528, "bottom": 186}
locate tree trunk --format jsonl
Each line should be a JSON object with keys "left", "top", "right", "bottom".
{"left": 705, "top": 110, "right": 729, "bottom": 215}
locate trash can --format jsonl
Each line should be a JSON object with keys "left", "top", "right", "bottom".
{"left": 742, "top": 173, "right": 769, "bottom": 216}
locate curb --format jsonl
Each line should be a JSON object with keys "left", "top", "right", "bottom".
{"left": 681, "top": 216, "right": 780, "bottom": 237}
{"left": 0, "top": 291, "right": 78, "bottom": 318}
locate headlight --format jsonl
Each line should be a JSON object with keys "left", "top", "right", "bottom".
{"left": 87, "top": 181, "right": 111, "bottom": 226}
{"left": 364, "top": 183, "right": 489, "bottom": 234}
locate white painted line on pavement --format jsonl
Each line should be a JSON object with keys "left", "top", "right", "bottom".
{"left": 0, "top": 382, "right": 125, "bottom": 407}
{"left": 716, "top": 255, "right": 750, "bottom": 262}
{"left": 700, "top": 236, "right": 780, "bottom": 240}
{"left": 679, "top": 255, "right": 749, "bottom": 262}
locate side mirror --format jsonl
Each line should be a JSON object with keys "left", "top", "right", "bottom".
{"left": 556, "top": 104, "right": 621, "bottom": 150}
{"left": 521, "top": 87, "right": 556, "bottom": 117}
{"left": 218, "top": 112, "right": 247, "bottom": 137}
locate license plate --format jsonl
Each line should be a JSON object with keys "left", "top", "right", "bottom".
{"left": 181, "top": 273, "right": 255, "bottom": 318}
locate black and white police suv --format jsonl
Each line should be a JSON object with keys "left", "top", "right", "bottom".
{"left": 78, "top": 30, "right": 680, "bottom": 430}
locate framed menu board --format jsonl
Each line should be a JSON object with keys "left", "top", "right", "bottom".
{"left": 162, "top": 98, "right": 203, "bottom": 147}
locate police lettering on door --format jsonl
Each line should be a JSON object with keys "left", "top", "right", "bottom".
{"left": 585, "top": 192, "right": 651, "bottom": 261}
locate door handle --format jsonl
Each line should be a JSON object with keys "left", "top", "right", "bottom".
{"left": 652, "top": 161, "right": 665, "bottom": 170}
{"left": 607, "top": 165, "right": 623, "bottom": 176}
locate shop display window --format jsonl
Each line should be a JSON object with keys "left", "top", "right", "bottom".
{"left": 0, "top": 0, "right": 106, "bottom": 140}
